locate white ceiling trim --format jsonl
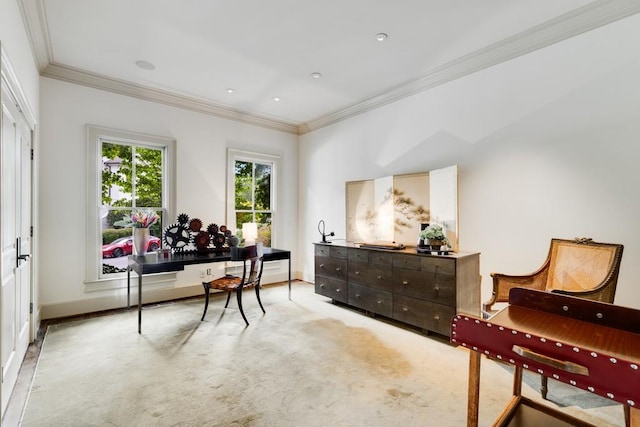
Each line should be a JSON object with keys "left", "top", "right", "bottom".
{"left": 300, "top": 0, "right": 640, "bottom": 134}
{"left": 41, "top": 62, "right": 300, "bottom": 134}
{"left": 20, "top": 0, "right": 640, "bottom": 136}
{"left": 18, "top": 0, "right": 51, "bottom": 72}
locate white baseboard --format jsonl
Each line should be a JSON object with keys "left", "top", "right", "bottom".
{"left": 39, "top": 271, "right": 302, "bottom": 320}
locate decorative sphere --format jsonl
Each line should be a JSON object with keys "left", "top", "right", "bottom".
{"left": 228, "top": 235, "right": 239, "bottom": 247}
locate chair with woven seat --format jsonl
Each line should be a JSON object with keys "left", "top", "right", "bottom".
{"left": 484, "top": 237, "right": 624, "bottom": 400}
{"left": 201, "top": 243, "right": 265, "bottom": 326}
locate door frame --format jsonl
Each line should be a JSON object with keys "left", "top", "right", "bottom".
{"left": 0, "top": 43, "right": 39, "bottom": 349}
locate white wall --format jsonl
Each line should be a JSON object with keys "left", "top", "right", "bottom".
{"left": 299, "top": 14, "right": 640, "bottom": 308}
{"left": 0, "top": 0, "right": 39, "bottom": 109}
{"left": 39, "top": 78, "right": 298, "bottom": 317}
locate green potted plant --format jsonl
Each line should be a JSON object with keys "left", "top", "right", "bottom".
{"left": 418, "top": 224, "right": 448, "bottom": 248}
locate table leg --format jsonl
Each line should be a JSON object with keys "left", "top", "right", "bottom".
{"left": 138, "top": 272, "right": 142, "bottom": 334}
{"left": 468, "top": 351, "right": 481, "bottom": 427}
{"left": 127, "top": 266, "right": 131, "bottom": 309}
{"left": 288, "top": 256, "right": 292, "bottom": 300}
{"left": 513, "top": 365, "right": 523, "bottom": 397}
{"left": 628, "top": 405, "right": 640, "bottom": 427}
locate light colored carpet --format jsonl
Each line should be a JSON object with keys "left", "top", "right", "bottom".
{"left": 21, "top": 283, "right": 624, "bottom": 426}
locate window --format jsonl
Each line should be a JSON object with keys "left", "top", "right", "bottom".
{"left": 86, "top": 126, "right": 175, "bottom": 286}
{"left": 227, "top": 149, "right": 279, "bottom": 247}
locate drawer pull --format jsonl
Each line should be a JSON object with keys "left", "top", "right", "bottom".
{"left": 402, "top": 306, "right": 409, "bottom": 312}
{"left": 319, "top": 263, "right": 325, "bottom": 268}
{"left": 433, "top": 314, "right": 440, "bottom": 320}
{"left": 335, "top": 267, "right": 341, "bottom": 272}
{"left": 356, "top": 294, "right": 360, "bottom": 298}
{"left": 319, "top": 284, "right": 325, "bottom": 288}
{"left": 355, "top": 271, "right": 360, "bottom": 275}
{"left": 336, "top": 288, "right": 341, "bottom": 293}
{"left": 434, "top": 286, "right": 440, "bottom": 292}
{"left": 512, "top": 345, "right": 589, "bottom": 376}
{"left": 377, "top": 300, "right": 382, "bottom": 304}
{"left": 377, "top": 275, "right": 382, "bottom": 279}
{"left": 402, "top": 280, "right": 408, "bottom": 285}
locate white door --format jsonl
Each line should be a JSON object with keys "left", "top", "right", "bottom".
{"left": 1, "top": 83, "right": 32, "bottom": 416}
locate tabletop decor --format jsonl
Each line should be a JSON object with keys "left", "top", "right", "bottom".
{"left": 417, "top": 224, "right": 449, "bottom": 254}
{"left": 114, "top": 208, "right": 160, "bottom": 255}
{"left": 162, "top": 213, "right": 237, "bottom": 254}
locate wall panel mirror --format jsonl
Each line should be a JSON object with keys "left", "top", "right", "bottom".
{"left": 346, "top": 165, "right": 458, "bottom": 250}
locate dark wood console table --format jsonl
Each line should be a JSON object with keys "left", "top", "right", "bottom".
{"left": 452, "top": 287, "right": 640, "bottom": 426}
{"left": 128, "top": 247, "right": 291, "bottom": 333}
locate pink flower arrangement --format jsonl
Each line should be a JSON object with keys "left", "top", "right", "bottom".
{"left": 114, "top": 209, "right": 160, "bottom": 228}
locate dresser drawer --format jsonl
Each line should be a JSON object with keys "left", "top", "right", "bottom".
{"left": 315, "top": 244, "right": 331, "bottom": 258}
{"left": 393, "top": 294, "right": 428, "bottom": 328}
{"left": 330, "top": 246, "right": 348, "bottom": 259}
{"left": 393, "top": 295, "right": 455, "bottom": 335}
{"left": 422, "top": 302, "right": 456, "bottom": 336}
{"left": 392, "top": 253, "right": 422, "bottom": 270}
{"left": 315, "top": 257, "right": 347, "bottom": 281}
{"left": 421, "top": 257, "right": 455, "bottom": 275}
{"left": 348, "top": 248, "right": 369, "bottom": 263}
{"left": 349, "top": 282, "right": 393, "bottom": 318}
{"left": 315, "top": 275, "right": 348, "bottom": 304}
{"left": 368, "top": 251, "right": 393, "bottom": 267}
{"left": 393, "top": 268, "right": 455, "bottom": 304}
{"left": 348, "top": 262, "right": 393, "bottom": 291}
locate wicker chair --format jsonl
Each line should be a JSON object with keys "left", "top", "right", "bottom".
{"left": 201, "top": 244, "right": 265, "bottom": 326}
{"left": 484, "top": 237, "right": 624, "bottom": 400}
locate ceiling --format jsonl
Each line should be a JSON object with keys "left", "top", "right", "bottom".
{"left": 19, "top": 0, "right": 640, "bottom": 134}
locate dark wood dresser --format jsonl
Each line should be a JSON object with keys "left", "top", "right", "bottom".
{"left": 314, "top": 243, "right": 480, "bottom": 336}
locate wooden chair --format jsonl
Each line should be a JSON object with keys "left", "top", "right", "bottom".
{"left": 201, "top": 244, "right": 265, "bottom": 326}
{"left": 484, "top": 237, "right": 624, "bottom": 400}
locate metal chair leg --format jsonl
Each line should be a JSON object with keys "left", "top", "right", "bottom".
{"left": 236, "top": 287, "right": 249, "bottom": 326}
{"left": 255, "top": 285, "right": 265, "bottom": 314}
{"left": 224, "top": 292, "right": 232, "bottom": 308}
{"left": 201, "top": 283, "right": 211, "bottom": 321}
{"left": 541, "top": 375, "right": 548, "bottom": 400}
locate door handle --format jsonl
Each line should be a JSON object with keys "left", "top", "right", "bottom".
{"left": 16, "top": 237, "right": 31, "bottom": 267}
{"left": 512, "top": 345, "right": 589, "bottom": 376}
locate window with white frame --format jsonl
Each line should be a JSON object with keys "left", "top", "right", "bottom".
{"left": 86, "top": 126, "right": 175, "bottom": 284}
{"left": 227, "top": 149, "right": 278, "bottom": 247}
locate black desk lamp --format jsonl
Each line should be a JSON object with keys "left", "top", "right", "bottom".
{"left": 318, "top": 220, "right": 335, "bottom": 244}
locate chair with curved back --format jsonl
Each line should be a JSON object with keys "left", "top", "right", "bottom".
{"left": 201, "top": 243, "right": 265, "bottom": 326}
{"left": 484, "top": 237, "right": 624, "bottom": 400}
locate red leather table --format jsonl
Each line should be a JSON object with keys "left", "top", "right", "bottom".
{"left": 451, "top": 288, "right": 640, "bottom": 426}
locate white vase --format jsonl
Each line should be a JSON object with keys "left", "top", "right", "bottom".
{"left": 133, "top": 227, "right": 150, "bottom": 256}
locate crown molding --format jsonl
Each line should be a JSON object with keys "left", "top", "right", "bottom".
{"left": 41, "top": 62, "right": 300, "bottom": 134}
{"left": 18, "top": 0, "right": 52, "bottom": 72}
{"left": 20, "top": 0, "right": 640, "bottom": 136}
{"left": 299, "top": 0, "right": 640, "bottom": 134}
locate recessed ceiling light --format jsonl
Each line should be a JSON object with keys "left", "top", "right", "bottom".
{"left": 273, "top": 97, "right": 281, "bottom": 102}
{"left": 376, "top": 33, "right": 388, "bottom": 42}
{"left": 135, "top": 60, "right": 156, "bottom": 70}
{"left": 226, "top": 88, "right": 235, "bottom": 94}
{"left": 311, "top": 72, "right": 322, "bottom": 79}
